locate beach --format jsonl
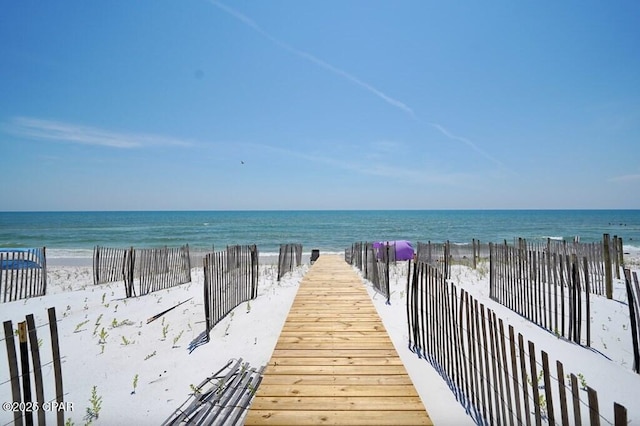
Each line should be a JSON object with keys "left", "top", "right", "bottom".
{"left": 2, "top": 250, "right": 640, "bottom": 425}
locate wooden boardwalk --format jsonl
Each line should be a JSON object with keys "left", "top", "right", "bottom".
{"left": 245, "top": 255, "right": 433, "bottom": 425}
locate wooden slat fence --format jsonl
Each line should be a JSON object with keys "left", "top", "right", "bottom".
{"left": 1, "top": 248, "right": 47, "bottom": 303}
{"left": 277, "top": 243, "right": 302, "bottom": 281}
{"left": 349, "top": 241, "right": 391, "bottom": 304}
{"left": 135, "top": 245, "right": 191, "bottom": 296}
{"left": 416, "top": 240, "right": 491, "bottom": 277}
{"left": 162, "top": 358, "right": 264, "bottom": 425}
{"left": 415, "top": 241, "right": 449, "bottom": 279}
{"left": 489, "top": 242, "right": 594, "bottom": 346}
{"left": 408, "top": 260, "right": 628, "bottom": 426}
{"left": 93, "top": 246, "right": 130, "bottom": 286}
{"left": 624, "top": 269, "right": 640, "bottom": 374}
{"left": 93, "top": 245, "right": 191, "bottom": 297}
{"left": 2, "top": 307, "right": 66, "bottom": 426}
{"left": 202, "top": 245, "right": 259, "bottom": 339}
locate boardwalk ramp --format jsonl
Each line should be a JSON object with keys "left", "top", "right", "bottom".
{"left": 245, "top": 255, "right": 432, "bottom": 425}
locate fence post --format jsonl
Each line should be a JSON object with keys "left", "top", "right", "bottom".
{"left": 624, "top": 269, "right": 640, "bottom": 374}
{"left": 26, "top": 314, "right": 46, "bottom": 426}
{"left": 603, "top": 234, "right": 613, "bottom": 300}
{"left": 4, "top": 320, "right": 23, "bottom": 426}
{"left": 48, "top": 307, "right": 65, "bottom": 426}
{"left": 18, "top": 321, "right": 34, "bottom": 426}
{"left": 614, "top": 403, "right": 627, "bottom": 426}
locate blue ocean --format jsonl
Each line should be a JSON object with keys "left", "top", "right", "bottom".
{"left": 1, "top": 210, "right": 639, "bottom": 263}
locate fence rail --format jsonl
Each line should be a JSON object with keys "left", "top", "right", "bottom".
{"left": 408, "top": 260, "right": 628, "bottom": 426}
{"left": 1, "top": 248, "right": 47, "bottom": 303}
{"left": 624, "top": 269, "right": 640, "bottom": 374}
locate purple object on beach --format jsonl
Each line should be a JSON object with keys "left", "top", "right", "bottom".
{"left": 372, "top": 240, "right": 415, "bottom": 261}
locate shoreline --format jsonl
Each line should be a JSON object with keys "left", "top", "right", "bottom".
{"left": 44, "top": 246, "right": 640, "bottom": 268}
{"left": 44, "top": 251, "right": 343, "bottom": 267}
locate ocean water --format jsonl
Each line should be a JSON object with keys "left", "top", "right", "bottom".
{"left": 1, "top": 210, "right": 639, "bottom": 262}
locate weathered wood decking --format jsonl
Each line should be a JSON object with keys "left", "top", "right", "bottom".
{"left": 245, "top": 255, "right": 433, "bottom": 425}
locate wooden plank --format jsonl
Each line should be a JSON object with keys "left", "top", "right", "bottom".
{"left": 245, "top": 410, "right": 432, "bottom": 425}
{"left": 272, "top": 349, "right": 401, "bottom": 358}
{"left": 275, "top": 341, "right": 396, "bottom": 350}
{"left": 250, "top": 396, "right": 425, "bottom": 411}
{"left": 255, "top": 384, "right": 420, "bottom": 397}
{"left": 268, "top": 357, "right": 404, "bottom": 366}
{"left": 260, "top": 375, "right": 415, "bottom": 386}
{"left": 261, "top": 365, "right": 410, "bottom": 375}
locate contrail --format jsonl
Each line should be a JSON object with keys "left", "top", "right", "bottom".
{"left": 208, "top": 0, "right": 415, "bottom": 118}
{"left": 208, "top": 0, "right": 505, "bottom": 168}
{"left": 427, "top": 122, "right": 505, "bottom": 168}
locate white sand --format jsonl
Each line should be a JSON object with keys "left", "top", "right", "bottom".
{"left": 2, "top": 256, "right": 640, "bottom": 425}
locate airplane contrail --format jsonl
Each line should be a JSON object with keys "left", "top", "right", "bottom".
{"left": 208, "top": 0, "right": 415, "bottom": 118}
{"left": 208, "top": 0, "right": 504, "bottom": 168}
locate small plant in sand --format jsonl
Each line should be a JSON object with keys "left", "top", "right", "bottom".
{"left": 121, "top": 336, "right": 134, "bottom": 346}
{"left": 98, "top": 328, "right": 108, "bottom": 344}
{"left": 247, "top": 382, "right": 257, "bottom": 396}
{"left": 144, "top": 350, "right": 157, "bottom": 361}
{"left": 566, "top": 373, "right": 588, "bottom": 391}
{"left": 111, "top": 318, "right": 133, "bottom": 328}
{"left": 172, "top": 330, "right": 184, "bottom": 348}
{"left": 577, "top": 373, "right": 588, "bottom": 390}
{"left": 476, "top": 260, "right": 489, "bottom": 279}
{"left": 93, "top": 314, "right": 104, "bottom": 336}
{"left": 224, "top": 312, "right": 234, "bottom": 336}
{"left": 537, "top": 394, "right": 548, "bottom": 419}
{"left": 131, "top": 374, "right": 139, "bottom": 395}
{"left": 162, "top": 323, "right": 170, "bottom": 340}
{"left": 101, "top": 293, "right": 106, "bottom": 305}
{"left": 189, "top": 383, "right": 202, "bottom": 396}
{"left": 74, "top": 320, "right": 90, "bottom": 333}
{"left": 84, "top": 385, "right": 102, "bottom": 422}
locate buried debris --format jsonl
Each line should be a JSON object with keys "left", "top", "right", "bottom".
{"left": 147, "top": 297, "right": 194, "bottom": 324}
{"left": 162, "top": 358, "right": 264, "bottom": 426}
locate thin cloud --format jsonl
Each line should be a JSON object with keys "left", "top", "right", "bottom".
{"left": 608, "top": 173, "right": 640, "bottom": 183}
{"left": 427, "top": 122, "right": 505, "bottom": 168}
{"left": 4, "top": 117, "right": 193, "bottom": 148}
{"left": 208, "top": 1, "right": 505, "bottom": 169}
{"left": 249, "top": 142, "right": 469, "bottom": 186}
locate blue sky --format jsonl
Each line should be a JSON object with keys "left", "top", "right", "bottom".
{"left": 1, "top": 1, "right": 639, "bottom": 211}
